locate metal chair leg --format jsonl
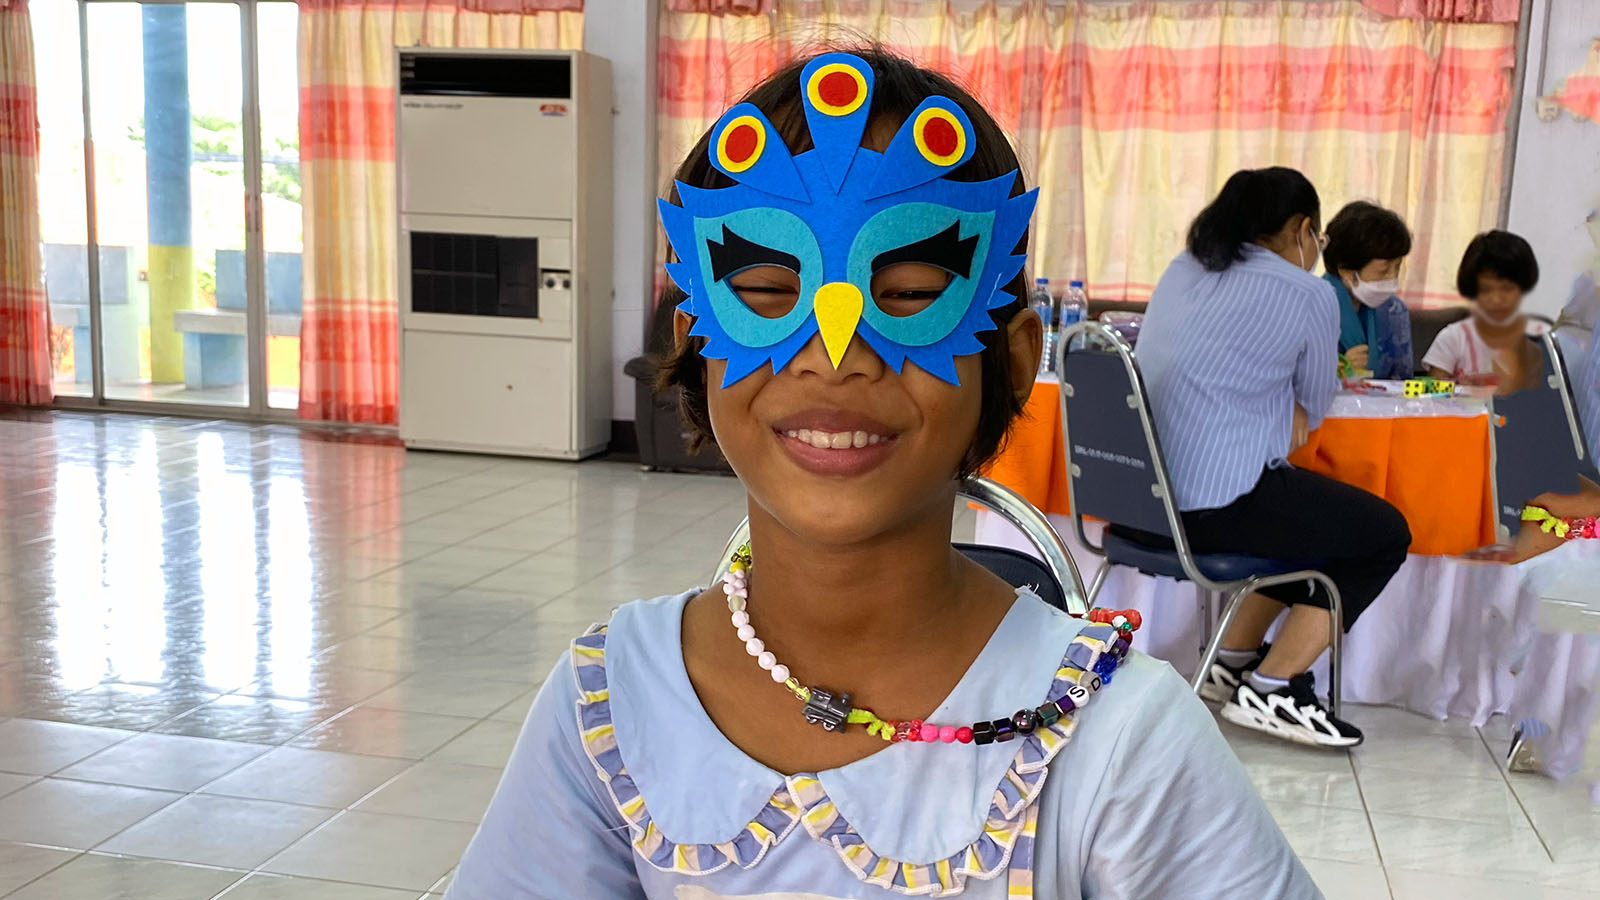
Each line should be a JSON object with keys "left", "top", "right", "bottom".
{"left": 1191, "top": 587, "right": 1250, "bottom": 696}
{"left": 1086, "top": 561, "right": 1109, "bottom": 605}
{"left": 1315, "top": 574, "right": 1344, "bottom": 717}
{"left": 1197, "top": 588, "right": 1215, "bottom": 659}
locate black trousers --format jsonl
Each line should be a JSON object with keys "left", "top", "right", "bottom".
{"left": 1115, "top": 466, "right": 1412, "bottom": 632}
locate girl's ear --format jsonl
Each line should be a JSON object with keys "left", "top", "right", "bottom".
{"left": 674, "top": 310, "right": 695, "bottom": 349}
{"left": 1006, "top": 306, "right": 1044, "bottom": 403}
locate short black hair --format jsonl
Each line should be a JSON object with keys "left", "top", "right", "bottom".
{"left": 653, "top": 46, "right": 1030, "bottom": 479}
{"left": 1322, "top": 201, "right": 1411, "bottom": 276}
{"left": 1187, "top": 167, "right": 1320, "bottom": 272}
{"left": 1456, "top": 230, "right": 1539, "bottom": 299}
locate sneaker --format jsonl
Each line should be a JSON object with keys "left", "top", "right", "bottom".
{"left": 1220, "top": 672, "right": 1363, "bottom": 748}
{"left": 1198, "top": 642, "right": 1270, "bottom": 704}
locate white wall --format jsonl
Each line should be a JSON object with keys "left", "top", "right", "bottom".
{"left": 1506, "top": 0, "right": 1600, "bottom": 320}
{"left": 583, "top": 0, "right": 658, "bottom": 425}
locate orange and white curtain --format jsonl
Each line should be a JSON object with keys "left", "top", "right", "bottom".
{"left": 0, "top": 0, "right": 52, "bottom": 406}
{"left": 297, "top": 0, "right": 582, "bottom": 424}
{"left": 660, "top": 0, "right": 1520, "bottom": 305}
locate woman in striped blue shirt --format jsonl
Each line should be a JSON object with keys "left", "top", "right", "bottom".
{"left": 1131, "top": 167, "right": 1412, "bottom": 749}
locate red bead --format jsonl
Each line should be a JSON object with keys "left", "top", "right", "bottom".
{"left": 919, "top": 722, "right": 940, "bottom": 743}
{"left": 1125, "top": 609, "right": 1142, "bottom": 630}
{"left": 955, "top": 726, "right": 974, "bottom": 743}
{"left": 906, "top": 719, "right": 924, "bottom": 741}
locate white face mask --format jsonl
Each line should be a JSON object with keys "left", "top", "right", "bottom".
{"left": 1351, "top": 277, "right": 1399, "bottom": 308}
{"left": 1473, "top": 304, "right": 1520, "bottom": 328}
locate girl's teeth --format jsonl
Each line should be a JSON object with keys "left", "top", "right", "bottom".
{"left": 785, "top": 429, "right": 889, "bottom": 449}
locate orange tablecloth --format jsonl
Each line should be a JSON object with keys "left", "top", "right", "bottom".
{"left": 985, "top": 381, "right": 1497, "bottom": 556}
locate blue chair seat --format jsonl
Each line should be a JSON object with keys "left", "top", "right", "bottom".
{"left": 1102, "top": 531, "right": 1326, "bottom": 584}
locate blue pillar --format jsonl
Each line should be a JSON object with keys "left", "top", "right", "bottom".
{"left": 142, "top": 5, "right": 195, "bottom": 384}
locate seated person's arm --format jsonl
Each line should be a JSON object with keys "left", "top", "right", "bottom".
{"left": 1294, "top": 289, "right": 1341, "bottom": 428}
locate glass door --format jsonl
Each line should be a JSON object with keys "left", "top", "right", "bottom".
{"left": 84, "top": 1, "right": 250, "bottom": 407}
{"left": 256, "top": 0, "right": 302, "bottom": 411}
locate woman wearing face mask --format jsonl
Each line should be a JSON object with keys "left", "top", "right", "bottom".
{"left": 1423, "top": 230, "right": 1542, "bottom": 390}
{"left": 1131, "top": 167, "right": 1412, "bottom": 748}
{"left": 1321, "top": 201, "right": 1413, "bottom": 379}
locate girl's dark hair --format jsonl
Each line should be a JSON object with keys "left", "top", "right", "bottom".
{"left": 1186, "top": 167, "right": 1321, "bottom": 272}
{"left": 1322, "top": 201, "right": 1412, "bottom": 276}
{"left": 653, "top": 46, "right": 1030, "bottom": 479}
{"left": 1456, "top": 230, "right": 1539, "bottom": 298}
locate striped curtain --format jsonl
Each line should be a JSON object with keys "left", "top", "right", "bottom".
{"left": 297, "top": 0, "right": 582, "bottom": 424}
{"left": 0, "top": 0, "right": 52, "bottom": 406}
{"left": 659, "top": 0, "right": 1518, "bottom": 305}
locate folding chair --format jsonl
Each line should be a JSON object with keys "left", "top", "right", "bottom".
{"left": 711, "top": 475, "right": 1087, "bottom": 615}
{"left": 1057, "top": 320, "right": 1345, "bottom": 713}
{"left": 1490, "top": 332, "right": 1600, "bottom": 540}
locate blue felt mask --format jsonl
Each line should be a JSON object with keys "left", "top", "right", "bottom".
{"left": 658, "top": 52, "right": 1038, "bottom": 387}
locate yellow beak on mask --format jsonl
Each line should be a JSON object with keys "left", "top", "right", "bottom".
{"left": 814, "top": 281, "right": 864, "bottom": 369}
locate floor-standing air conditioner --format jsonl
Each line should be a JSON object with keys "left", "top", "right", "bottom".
{"left": 397, "top": 48, "right": 612, "bottom": 459}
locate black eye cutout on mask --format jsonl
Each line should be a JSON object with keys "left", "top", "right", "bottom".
{"left": 708, "top": 225, "right": 802, "bottom": 284}
{"left": 870, "top": 222, "right": 979, "bottom": 280}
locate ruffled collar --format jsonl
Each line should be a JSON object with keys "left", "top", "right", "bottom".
{"left": 575, "top": 589, "right": 1124, "bottom": 895}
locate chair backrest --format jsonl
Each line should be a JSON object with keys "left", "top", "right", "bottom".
{"left": 1490, "top": 332, "right": 1598, "bottom": 539}
{"left": 709, "top": 475, "right": 1087, "bottom": 615}
{"left": 1057, "top": 320, "right": 1218, "bottom": 583}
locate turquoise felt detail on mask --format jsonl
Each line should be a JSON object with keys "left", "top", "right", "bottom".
{"left": 848, "top": 203, "right": 994, "bottom": 348}
{"left": 691, "top": 207, "right": 822, "bottom": 349}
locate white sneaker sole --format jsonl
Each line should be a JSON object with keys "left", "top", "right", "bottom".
{"left": 1198, "top": 675, "right": 1235, "bottom": 704}
{"left": 1220, "top": 700, "right": 1361, "bottom": 749}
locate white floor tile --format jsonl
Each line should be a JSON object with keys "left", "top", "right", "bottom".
{"left": 1388, "top": 868, "right": 1600, "bottom": 900}
{"left": 362, "top": 674, "right": 531, "bottom": 720}
{"left": 1353, "top": 733, "right": 1502, "bottom": 780}
{"left": 98, "top": 794, "right": 335, "bottom": 869}
{"left": 1265, "top": 800, "right": 1381, "bottom": 865}
{"left": 1, "top": 852, "right": 243, "bottom": 900}
{"left": 0, "top": 778, "right": 181, "bottom": 848}
{"left": 354, "top": 760, "right": 503, "bottom": 823}
{"left": 1302, "top": 858, "right": 1391, "bottom": 900}
{"left": 57, "top": 733, "right": 272, "bottom": 792}
{"left": 264, "top": 810, "right": 477, "bottom": 891}
{"left": 289, "top": 707, "right": 478, "bottom": 760}
{"left": 0, "top": 841, "right": 80, "bottom": 895}
{"left": 1369, "top": 811, "right": 1551, "bottom": 883}
{"left": 0, "top": 719, "right": 134, "bottom": 775}
{"left": 216, "top": 872, "right": 423, "bottom": 900}
{"left": 200, "top": 747, "right": 411, "bottom": 808}
{"left": 1355, "top": 766, "right": 1530, "bottom": 826}
{"left": 427, "top": 720, "right": 521, "bottom": 769}
{"left": 0, "top": 770, "right": 38, "bottom": 798}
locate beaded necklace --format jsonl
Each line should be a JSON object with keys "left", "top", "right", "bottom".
{"left": 721, "top": 543, "right": 1141, "bottom": 745}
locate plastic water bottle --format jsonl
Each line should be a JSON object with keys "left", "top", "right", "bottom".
{"left": 1030, "top": 277, "right": 1057, "bottom": 375}
{"left": 1061, "top": 280, "right": 1088, "bottom": 351}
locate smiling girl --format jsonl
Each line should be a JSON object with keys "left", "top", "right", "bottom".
{"left": 444, "top": 48, "right": 1317, "bottom": 900}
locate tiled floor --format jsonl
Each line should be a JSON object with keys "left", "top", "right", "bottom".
{"left": 0, "top": 410, "right": 1596, "bottom": 899}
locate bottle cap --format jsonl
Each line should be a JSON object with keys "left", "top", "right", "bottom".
{"left": 1035, "top": 277, "right": 1049, "bottom": 285}
{"left": 1070, "top": 280, "right": 1084, "bottom": 288}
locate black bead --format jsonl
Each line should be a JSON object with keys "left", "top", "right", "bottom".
{"left": 971, "top": 721, "right": 996, "bottom": 745}
{"left": 1012, "top": 709, "right": 1040, "bottom": 734}
{"left": 992, "top": 718, "right": 1017, "bottom": 742}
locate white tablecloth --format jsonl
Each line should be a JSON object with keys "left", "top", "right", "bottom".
{"left": 975, "top": 512, "right": 1600, "bottom": 779}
